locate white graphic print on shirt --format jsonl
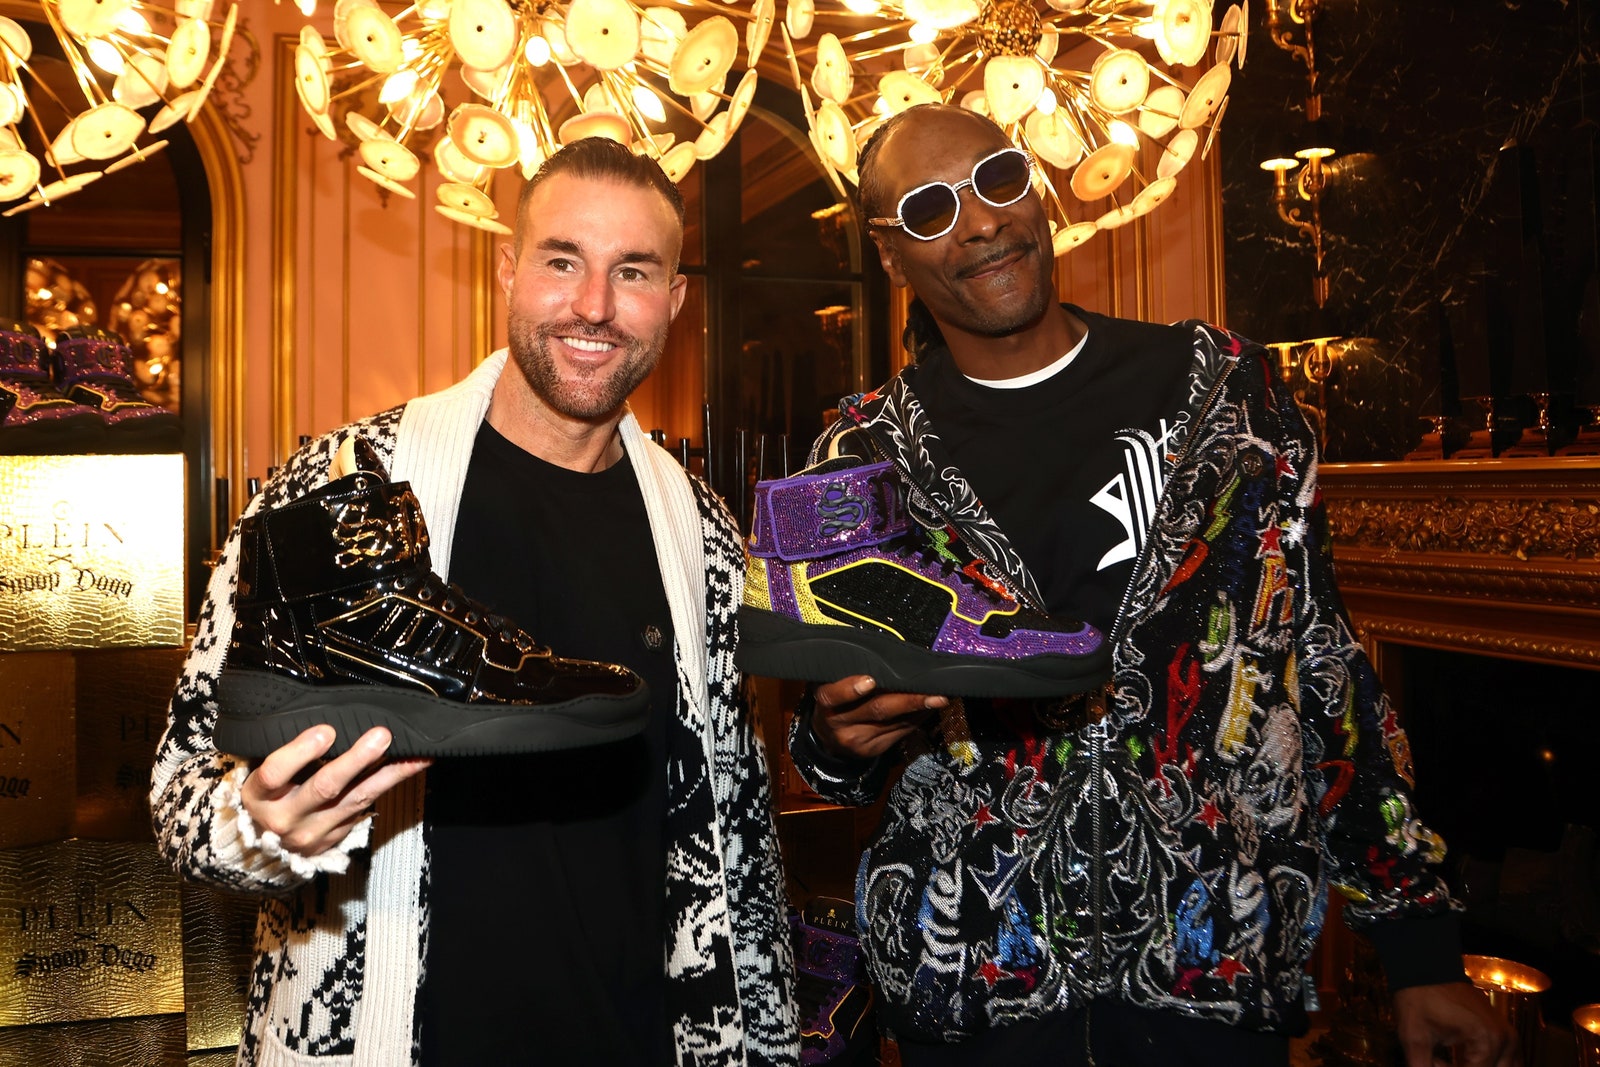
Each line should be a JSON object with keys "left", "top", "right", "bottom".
{"left": 1090, "top": 419, "right": 1182, "bottom": 572}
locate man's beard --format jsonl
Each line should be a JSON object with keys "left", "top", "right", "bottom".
{"left": 506, "top": 313, "right": 667, "bottom": 420}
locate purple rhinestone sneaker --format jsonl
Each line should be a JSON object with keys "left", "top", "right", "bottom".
{"left": 52, "top": 328, "right": 181, "bottom": 452}
{"left": 0, "top": 322, "right": 106, "bottom": 454}
{"left": 736, "top": 456, "right": 1110, "bottom": 697}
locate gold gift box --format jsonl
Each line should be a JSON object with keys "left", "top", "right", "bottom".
{"left": 0, "top": 454, "right": 184, "bottom": 652}
{"left": 180, "top": 882, "right": 257, "bottom": 1053}
{"left": 72, "top": 647, "right": 188, "bottom": 841}
{"left": 0, "top": 652, "right": 75, "bottom": 851}
{"left": 0, "top": 840, "right": 183, "bottom": 1027}
{"left": 0, "top": 1013, "right": 187, "bottom": 1065}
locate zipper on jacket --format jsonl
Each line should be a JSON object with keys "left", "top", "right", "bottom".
{"left": 1087, "top": 684, "right": 1109, "bottom": 988}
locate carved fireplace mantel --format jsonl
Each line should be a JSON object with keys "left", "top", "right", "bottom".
{"left": 1320, "top": 458, "right": 1600, "bottom": 669}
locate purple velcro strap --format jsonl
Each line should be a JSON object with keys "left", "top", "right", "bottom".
{"left": 748, "top": 460, "right": 909, "bottom": 561}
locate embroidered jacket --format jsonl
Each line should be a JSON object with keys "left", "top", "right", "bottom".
{"left": 789, "top": 321, "right": 1459, "bottom": 1041}
{"left": 152, "top": 352, "right": 798, "bottom": 1067}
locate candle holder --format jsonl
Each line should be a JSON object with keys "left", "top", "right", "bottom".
{"left": 1500, "top": 392, "right": 1555, "bottom": 457}
{"left": 1404, "top": 413, "right": 1470, "bottom": 461}
{"left": 1573, "top": 1004, "right": 1600, "bottom": 1067}
{"left": 1463, "top": 955, "right": 1551, "bottom": 1067}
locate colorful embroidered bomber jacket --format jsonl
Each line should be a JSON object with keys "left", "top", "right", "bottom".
{"left": 787, "top": 320, "right": 1462, "bottom": 1042}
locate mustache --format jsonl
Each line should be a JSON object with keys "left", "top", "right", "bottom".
{"left": 954, "top": 242, "right": 1034, "bottom": 279}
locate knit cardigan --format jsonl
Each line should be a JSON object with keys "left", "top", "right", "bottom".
{"left": 151, "top": 352, "right": 798, "bottom": 1066}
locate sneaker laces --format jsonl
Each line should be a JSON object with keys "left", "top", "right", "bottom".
{"left": 390, "top": 572, "right": 542, "bottom": 652}
{"left": 888, "top": 537, "right": 1009, "bottom": 601}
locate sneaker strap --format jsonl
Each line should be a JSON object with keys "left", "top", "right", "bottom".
{"left": 748, "top": 458, "right": 910, "bottom": 561}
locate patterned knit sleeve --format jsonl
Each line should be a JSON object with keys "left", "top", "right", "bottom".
{"left": 150, "top": 418, "right": 399, "bottom": 894}
{"left": 692, "top": 478, "right": 800, "bottom": 1067}
{"left": 1272, "top": 375, "right": 1459, "bottom": 930}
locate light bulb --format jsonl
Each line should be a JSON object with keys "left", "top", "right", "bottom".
{"left": 524, "top": 35, "right": 552, "bottom": 66}
{"left": 632, "top": 84, "right": 666, "bottom": 123}
{"left": 114, "top": 9, "right": 152, "bottom": 36}
{"left": 842, "top": 0, "right": 881, "bottom": 13}
{"left": 908, "top": 21, "right": 937, "bottom": 43}
{"left": 87, "top": 38, "right": 124, "bottom": 76}
{"left": 1109, "top": 119, "right": 1138, "bottom": 146}
{"left": 379, "top": 69, "right": 418, "bottom": 105}
{"left": 1036, "top": 87, "right": 1057, "bottom": 114}
{"left": 297, "top": 0, "right": 316, "bottom": 15}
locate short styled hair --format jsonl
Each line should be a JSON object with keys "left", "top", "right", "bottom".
{"left": 513, "top": 137, "right": 686, "bottom": 255}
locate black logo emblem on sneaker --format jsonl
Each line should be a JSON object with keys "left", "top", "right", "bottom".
{"left": 816, "top": 482, "right": 867, "bottom": 537}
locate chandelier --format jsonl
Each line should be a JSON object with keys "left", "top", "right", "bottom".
{"left": 0, "top": 0, "right": 238, "bottom": 216}
{"left": 287, "top": 0, "right": 770, "bottom": 235}
{"left": 781, "top": 0, "right": 1246, "bottom": 256}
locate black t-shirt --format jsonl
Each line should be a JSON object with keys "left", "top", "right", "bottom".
{"left": 910, "top": 305, "right": 1193, "bottom": 632}
{"left": 417, "top": 422, "right": 677, "bottom": 1065}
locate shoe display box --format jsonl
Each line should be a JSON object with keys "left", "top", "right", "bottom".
{"left": 0, "top": 454, "right": 185, "bottom": 653}
{"left": 0, "top": 453, "right": 255, "bottom": 1057}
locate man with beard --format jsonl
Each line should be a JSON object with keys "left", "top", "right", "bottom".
{"left": 777, "top": 105, "right": 1513, "bottom": 1066}
{"left": 151, "top": 137, "right": 797, "bottom": 1066}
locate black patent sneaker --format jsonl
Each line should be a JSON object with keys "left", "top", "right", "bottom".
{"left": 215, "top": 437, "right": 651, "bottom": 759}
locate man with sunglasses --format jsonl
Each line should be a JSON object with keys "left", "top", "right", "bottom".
{"left": 781, "top": 104, "right": 1513, "bottom": 1066}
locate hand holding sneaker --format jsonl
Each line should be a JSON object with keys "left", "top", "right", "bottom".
{"left": 239, "top": 725, "right": 430, "bottom": 858}
{"left": 810, "top": 674, "right": 945, "bottom": 761}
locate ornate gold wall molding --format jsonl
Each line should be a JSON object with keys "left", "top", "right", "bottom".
{"left": 1326, "top": 488, "right": 1600, "bottom": 561}
{"left": 1354, "top": 616, "right": 1600, "bottom": 669}
{"left": 209, "top": 14, "right": 261, "bottom": 166}
{"left": 1322, "top": 459, "right": 1600, "bottom": 671}
{"left": 1333, "top": 555, "right": 1600, "bottom": 613}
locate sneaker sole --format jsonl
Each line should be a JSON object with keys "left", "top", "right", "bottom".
{"left": 214, "top": 669, "right": 651, "bottom": 759}
{"left": 735, "top": 606, "right": 1111, "bottom": 698}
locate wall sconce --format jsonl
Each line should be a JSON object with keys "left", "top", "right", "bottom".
{"left": 1267, "top": 330, "right": 1342, "bottom": 450}
{"left": 1260, "top": 0, "right": 1342, "bottom": 311}
{"left": 1263, "top": 0, "right": 1323, "bottom": 121}
{"left": 1260, "top": 137, "right": 1335, "bottom": 307}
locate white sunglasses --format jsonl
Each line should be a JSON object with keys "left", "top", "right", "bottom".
{"left": 867, "top": 147, "right": 1036, "bottom": 241}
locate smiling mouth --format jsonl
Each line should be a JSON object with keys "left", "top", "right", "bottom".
{"left": 559, "top": 335, "right": 622, "bottom": 353}
{"left": 958, "top": 244, "right": 1032, "bottom": 279}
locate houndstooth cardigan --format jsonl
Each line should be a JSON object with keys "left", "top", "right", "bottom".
{"left": 151, "top": 351, "right": 798, "bottom": 1066}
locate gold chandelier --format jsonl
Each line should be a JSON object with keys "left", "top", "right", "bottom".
{"left": 781, "top": 0, "right": 1246, "bottom": 256}
{"left": 287, "top": 0, "right": 772, "bottom": 235}
{"left": 0, "top": 0, "right": 238, "bottom": 216}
